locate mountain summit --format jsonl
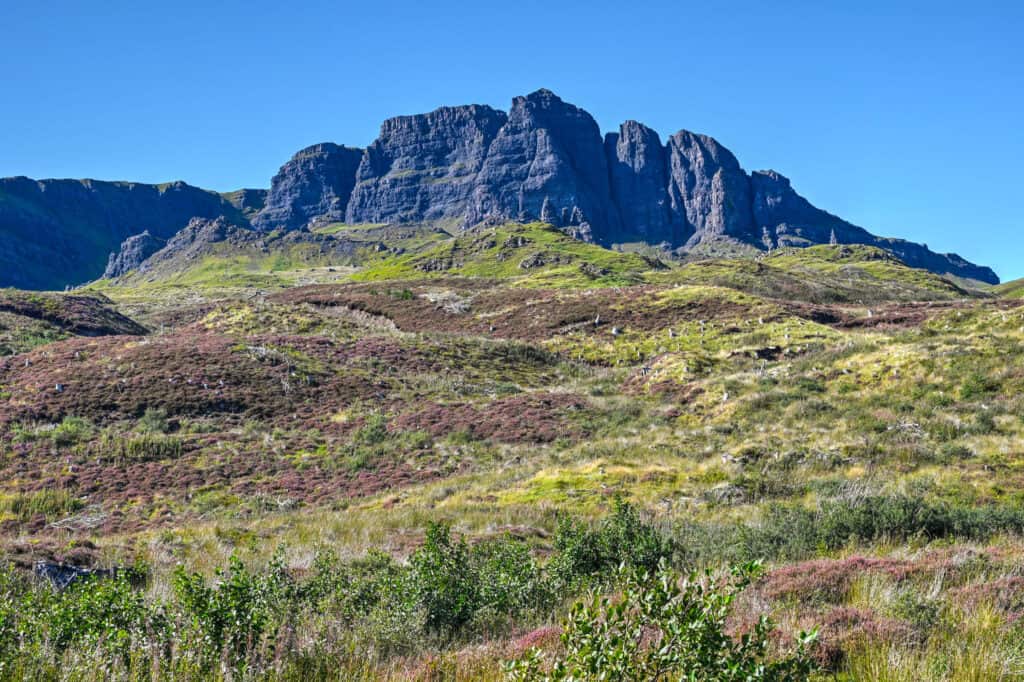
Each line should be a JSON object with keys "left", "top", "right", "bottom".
{"left": 250, "top": 88, "right": 999, "bottom": 284}
{"left": 0, "top": 89, "right": 999, "bottom": 288}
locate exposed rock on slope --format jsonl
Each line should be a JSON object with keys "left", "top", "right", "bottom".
{"left": 103, "top": 231, "right": 166, "bottom": 278}
{"left": 130, "top": 216, "right": 255, "bottom": 273}
{"left": 346, "top": 105, "right": 507, "bottom": 225}
{"left": 270, "top": 89, "right": 997, "bottom": 283}
{"left": 253, "top": 143, "right": 363, "bottom": 231}
{"left": 749, "top": 170, "right": 999, "bottom": 283}
{"left": 666, "top": 130, "right": 758, "bottom": 247}
{"left": 465, "top": 89, "right": 621, "bottom": 241}
{"left": 605, "top": 121, "right": 675, "bottom": 244}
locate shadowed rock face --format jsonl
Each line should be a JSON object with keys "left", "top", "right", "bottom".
{"left": 0, "top": 177, "right": 245, "bottom": 290}
{"left": 346, "top": 105, "right": 507, "bottom": 225}
{"left": 605, "top": 121, "right": 676, "bottom": 245}
{"left": 666, "top": 131, "right": 757, "bottom": 247}
{"left": 103, "top": 231, "right": 166, "bottom": 279}
{"left": 253, "top": 143, "right": 364, "bottom": 231}
{"left": 467, "top": 89, "right": 620, "bottom": 241}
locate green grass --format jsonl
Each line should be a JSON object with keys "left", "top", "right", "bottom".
{"left": 655, "top": 244, "right": 974, "bottom": 303}
{"left": 996, "top": 277, "right": 1024, "bottom": 298}
{"left": 353, "top": 222, "right": 659, "bottom": 287}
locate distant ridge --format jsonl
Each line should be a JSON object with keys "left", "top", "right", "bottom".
{"left": 0, "top": 90, "right": 998, "bottom": 289}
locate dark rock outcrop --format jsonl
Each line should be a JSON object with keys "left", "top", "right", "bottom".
{"left": 0, "top": 177, "right": 246, "bottom": 290}
{"left": 253, "top": 143, "right": 363, "bottom": 231}
{"left": 605, "top": 121, "right": 674, "bottom": 244}
{"left": 666, "top": 130, "right": 757, "bottom": 247}
{"left": 467, "top": 89, "right": 620, "bottom": 241}
{"left": 750, "top": 170, "right": 999, "bottom": 282}
{"left": 103, "top": 231, "right": 166, "bottom": 278}
{"left": 139, "top": 216, "right": 250, "bottom": 270}
{"left": 346, "top": 105, "right": 507, "bottom": 225}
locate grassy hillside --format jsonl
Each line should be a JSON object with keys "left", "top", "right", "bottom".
{"left": 659, "top": 244, "right": 976, "bottom": 303}
{"left": 997, "top": 277, "right": 1024, "bottom": 298}
{"left": 0, "top": 222, "right": 1022, "bottom": 680}
{"left": 353, "top": 222, "right": 663, "bottom": 287}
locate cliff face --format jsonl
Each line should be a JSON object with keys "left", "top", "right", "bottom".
{"left": 103, "top": 231, "right": 166, "bottom": 278}
{"left": 346, "top": 105, "right": 507, "bottom": 225}
{"left": 466, "top": 89, "right": 620, "bottom": 241}
{"left": 0, "top": 177, "right": 245, "bottom": 290}
{"left": 253, "top": 143, "right": 363, "bottom": 231}
{"left": 0, "top": 89, "right": 1000, "bottom": 288}
{"left": 605, "top": 121, "right": 675, "bottom": 245}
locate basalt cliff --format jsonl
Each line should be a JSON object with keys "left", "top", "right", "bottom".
{"left": 0, "top": 89, "right": 999, "bottom": 288}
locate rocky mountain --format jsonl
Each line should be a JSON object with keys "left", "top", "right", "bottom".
{"left": 221, "top": 188, "right": 268, "bottom": 219}
{"left": 253, "top": 89, "right": 997, "bottom": 284}
{"left": 0, "top": 177, "right": 247, "bottom": 290}
{"left": 0, "top": 89, "right": 999, "bottom": 288}
{"left": 346, "top": 105, "right": 506, "bottom": 226}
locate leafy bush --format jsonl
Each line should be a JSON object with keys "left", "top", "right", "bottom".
{"left": 137, "top": 407, "right": 170, "bottom": 434}
{"left": 173, "top": 552, "right": 293, "bottom": 669}
{"left": 549, "top": 497, "right": 674, "bottom": 587}
{"left": 737, "top": 495, "right": 1024, "bottom": 562}
{"left": 407, "top": 522, "right": 478, "bottom": 636}
{"left": 507, "top": 560, "right": 817, "bottom": 681}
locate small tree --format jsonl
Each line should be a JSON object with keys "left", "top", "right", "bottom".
{"left": 507, "top": 560, "right": 816, "bottom": 682}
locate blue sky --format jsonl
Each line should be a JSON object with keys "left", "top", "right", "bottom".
{"left": 2, "top": 1, "right": 1021, "bottom": 280}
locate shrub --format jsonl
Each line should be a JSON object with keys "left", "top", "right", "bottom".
{"left": 354, "top": 413, "right": 389, "bottom": 445}
{"left": 50, "top": 416, "right": 93, "bottom": 447}
{"left": 173, "top": 551, "right": 293, "bottom": 669}
{"left": 507, "top": 560, "right": 817, "bottom": 681}
{"left": 137, "top": 407, "right": 170, "bottom": 434}
{"left": 549, "top": 497, "right": 674, "bottom": 587}
{"left": 407, "top": 523, "right": 478, "bottom": 636}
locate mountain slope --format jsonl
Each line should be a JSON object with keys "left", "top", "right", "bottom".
{"left": 997, "top": 277, "right": 1024, "bottom": 298}
{"left": 0, "top": 89, "right": 998, "bottom": 290}
{"left": 0, "top": 177, "right": 247, "bottom": 290}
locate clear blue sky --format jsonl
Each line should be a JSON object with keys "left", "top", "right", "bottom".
{"left": 3, "top": 1, "right": 1021, "bottom": 280}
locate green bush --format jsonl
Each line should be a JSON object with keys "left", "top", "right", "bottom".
{"left": 549, "top": 497, "right": 674, "bottom": 586}
{"left": 173, "top": 552, "right": 293, "bottom": 669}
{"left": 407, "top": 522, "right": 477, "bottom": 636}
{"left": 507, "top": 560, "right": 816, "bottom": 681}
{"left": 50, "top": 416, "right": 93, "bottom": 447}
{"left": 137, "top": 407, "right": 170, "bottom": 434}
